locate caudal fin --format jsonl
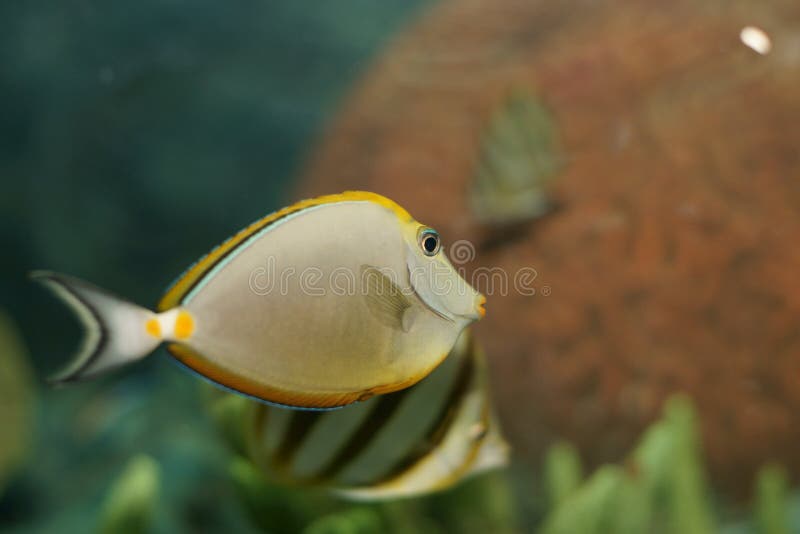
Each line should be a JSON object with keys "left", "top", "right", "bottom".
{"left": 31, "top": 271, "right": 163, "bottom": 383}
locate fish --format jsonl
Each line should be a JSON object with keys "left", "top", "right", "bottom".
{"left": 211, "top": 330, "right": 509, "bottom": 500}
{"left": 470, "top": 91, "right": 562, "bottom": 226}
{"left": 32, "top": 191, "right": 486, "bottom": 409}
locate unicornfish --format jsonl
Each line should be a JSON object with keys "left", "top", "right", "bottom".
{"left": 32, "top": 191, "right": 486, "bottom": 409}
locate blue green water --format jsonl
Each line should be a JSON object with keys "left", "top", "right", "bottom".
{"left": 0, "top": 2, "right": 432, "bottom": 532}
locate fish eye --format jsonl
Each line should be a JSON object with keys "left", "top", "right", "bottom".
{"left": 418, "top": 228, "right": 441, "bottom": 256}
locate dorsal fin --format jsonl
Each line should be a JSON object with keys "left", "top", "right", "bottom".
{"left": 158, "top": 191, "right": 413, "bottom": 311}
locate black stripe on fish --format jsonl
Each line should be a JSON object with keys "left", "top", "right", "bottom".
{"left": 273, "top": 410, "right": 322, "bottom": 469}
{"left": 310, "top": 385, "right": 414, "bottom": 482}
{"left": 367, "top": 340, "right": 477, "bottom": 485}
{"left": 253, "top": 404, "right": 299, "bottom": 474}
{"left": 248, "top": 405, "right": 271, "bottom": 470}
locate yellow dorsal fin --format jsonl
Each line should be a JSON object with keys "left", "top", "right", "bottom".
{"left": 157, "top": 191, "right": 413, "bottom": 311}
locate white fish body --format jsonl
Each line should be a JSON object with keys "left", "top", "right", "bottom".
{"left": 33, "top": 192, "right": 486, "bottom": 409}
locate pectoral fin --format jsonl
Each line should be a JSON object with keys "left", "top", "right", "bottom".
{"left": 360, "top": 265, "right": 415, "bottom": 332}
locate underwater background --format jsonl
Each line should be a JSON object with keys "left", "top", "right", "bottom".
{"left": 3, "top": 0, "right": 800, "bottom": 532}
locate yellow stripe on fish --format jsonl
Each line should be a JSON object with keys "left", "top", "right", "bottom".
{"left": 31, "top": 191, "right": 485, "bottom": 409}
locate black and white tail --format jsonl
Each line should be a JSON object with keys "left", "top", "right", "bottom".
{"left": 31, "top": 271, "right": 167, "bottom": 383}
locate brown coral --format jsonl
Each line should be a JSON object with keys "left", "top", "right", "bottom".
{"left": 297, "top": 0, "right": 800, "bottom": 495}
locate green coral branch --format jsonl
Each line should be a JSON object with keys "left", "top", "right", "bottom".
{"left": 99, "top": 455, "right": 160, "bottom": 534}
{"left": 540, "top": 395, "right": 794, "bottom": 534}
{"left": 756, "top": 464, "right": 789, "bottom": 534}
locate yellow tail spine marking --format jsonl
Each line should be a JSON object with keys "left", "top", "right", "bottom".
{"left": 145, "top": 318, "right": 162, "bottom": 338}
{"left": 174, "top": 310, "right": 195, "bottom": 340}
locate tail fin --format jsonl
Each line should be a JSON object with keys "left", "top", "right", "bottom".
{"left": 31, "top": 271, "right": 162, "bottom": 383}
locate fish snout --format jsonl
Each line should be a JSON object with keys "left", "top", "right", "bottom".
{"left": 456, "top": 294, "right": 485, "bottom": 322}
{"left": 476, "top": 294, "right": 486, "bottom": 319}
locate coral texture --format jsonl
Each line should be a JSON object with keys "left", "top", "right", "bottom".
{"left": 298, "top": 0, "right": 800, "bottom": 494}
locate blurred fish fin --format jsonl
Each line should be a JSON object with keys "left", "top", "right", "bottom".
{"left": 360, "top": 265, "right": 413, "bottom": 332}
{"left": 469, "top": 416, "right": 511, "bottom": 475}
{"left": 470, "top": 90, "right": 562, "bottom": 226}
{"left": 30, "top": 271, "right": 161, "bottom": 383}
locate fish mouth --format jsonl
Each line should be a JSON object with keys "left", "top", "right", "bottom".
{"left": 457, "top": 296, "right": 486, "bottom": 322}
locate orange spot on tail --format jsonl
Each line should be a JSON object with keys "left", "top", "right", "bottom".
{"left": 145, "top": 318, "right": 161, "bottom": 338}
{"left": 174, "top": 310, "right": 195, "bottom": 340}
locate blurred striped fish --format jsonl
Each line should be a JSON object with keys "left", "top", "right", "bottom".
{"left": 470, "top": 91, "right": 562, "bottom": 226}
{"left": 209, "top": 331, "right": 509, "bottom": 501}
